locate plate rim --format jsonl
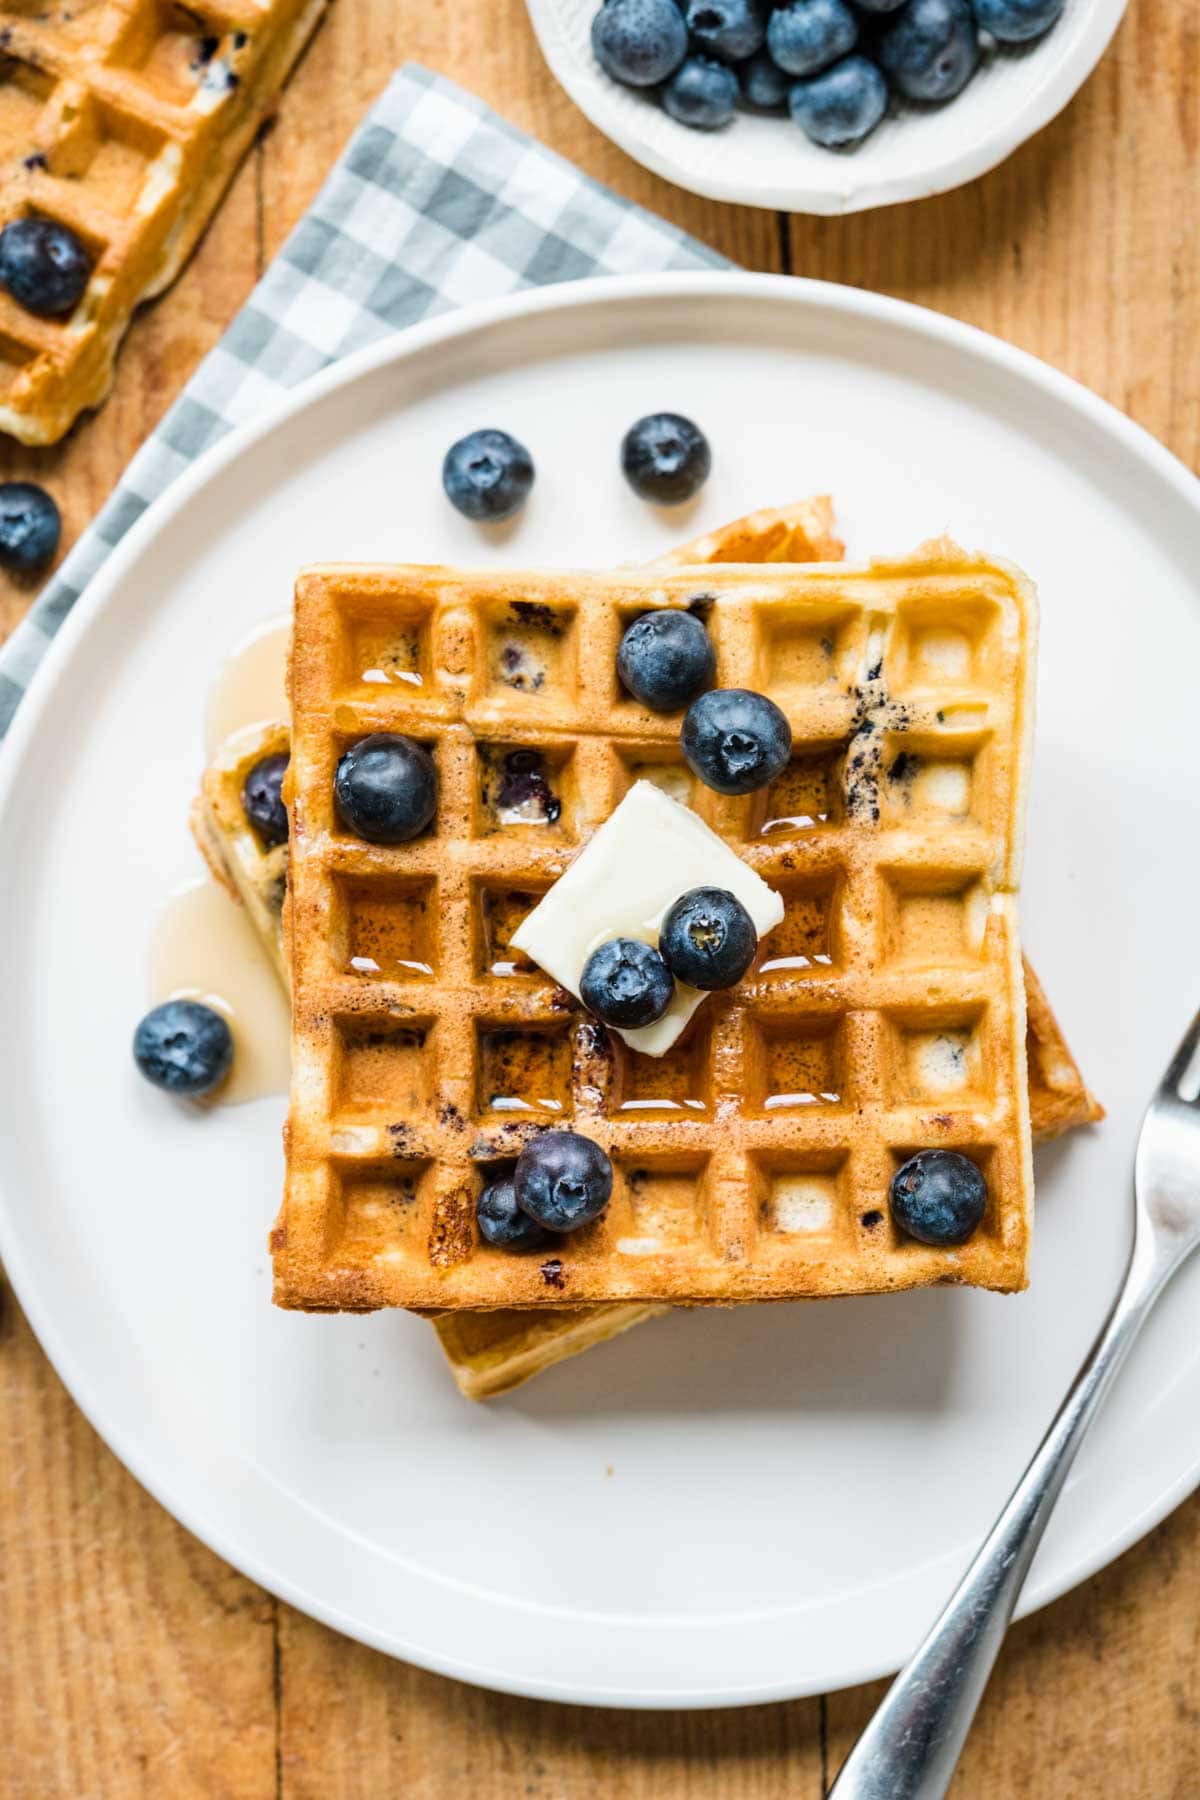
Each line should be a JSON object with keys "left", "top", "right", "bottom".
{"left": 2, "top": 269, "right": 1199, "bottom": 1709}
{"left": 522, "top": 0, "right": 1129, "bottom": 215}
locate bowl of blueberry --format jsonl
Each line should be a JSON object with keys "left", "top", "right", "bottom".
{"left": 523, "top": 0, "right": 1126, "bottom": 212}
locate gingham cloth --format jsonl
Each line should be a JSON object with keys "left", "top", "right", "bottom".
{"left": 0, "top": 64, "right": 725, "bottom": 737}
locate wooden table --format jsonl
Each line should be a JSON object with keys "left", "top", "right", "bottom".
{"left": 2, "top": 1, "right": 1197, "bottom": 1791}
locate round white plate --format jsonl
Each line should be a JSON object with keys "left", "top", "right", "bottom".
{"left": 525, "top": 0, "right": 1126, "bottom": 213}
{"left": 1, "top": 273, "right": 1198, "bottom": 1709}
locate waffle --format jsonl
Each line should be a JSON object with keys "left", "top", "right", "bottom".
{"left": 276, "top": 538, "right": 1041, "bottom": 1312}
{"left": 0, "top": 0, "right": 326, "bottom": 444}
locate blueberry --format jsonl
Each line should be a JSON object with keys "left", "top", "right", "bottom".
{"left": 683, "top": 0, "right": 765, "bottom": 63}
{"left": 617, "top": 608, "right": 716, "bottom": 711}
{"left": 334, "top": 733, "right": 437, "bottom": 843}
{"left": 442, "top": 428, "right": 534, "bottom": 523}
{"left": 514, "top": 1130, "right": 613, "bottom": 1233}
{"left": 971, "top": 0, "right": 1063, "bottom": 42}
{"left": 591, "top": 0, "right": 687, "bottom": 85}
{"left": 621, "top": 412, "right": 711, "bottom": 505}
{"left": 877, "top": 0, "right": 979, "bottom": 101}
{"left": 663, "top": 55, "right": 739, "bottom": 128}
{"left": 788, "top": 53, "right": 889, "bottom": 147}
{"left": 0, "top": 482, "right": 61, "bottom": 572}
{"left": 766, "top": 0, "right": 857, "bottom": 77}
{"left": 477, "top": 1174, "right": 553, "bottom": 1251}
{"left": 0, "top": 215, "right": 91, "bottom": 317}
{"left": 580, "top": 937, "right": 674, "bottom": 1028}
{"left": 242, "top": 751, "right": 289, "bottom": 847}
{"left": 133, "top": 999, "right": 233, "bottom": 1098}
{"left": 890, "top": 1149, "right": 988, "bottom": 1246}
{"left": 681, "top": 687, "right": 792, "bottom": 795}
{"left": 851, "top": 0, "right": 906, "bottom": 9}
{"left": 739, "top": 48, "right": 791, "bottom": 109}
{"left": 660, "top": 886, "right": 756, "bottom": 989}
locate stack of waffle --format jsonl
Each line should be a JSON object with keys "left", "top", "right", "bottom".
{"left": 196, "top": 500, "right": 1101, "bottom": 1395}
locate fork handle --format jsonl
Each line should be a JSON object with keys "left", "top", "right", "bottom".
{"left": 828, "top": 1226, "right": 1179, "bottom": 1800}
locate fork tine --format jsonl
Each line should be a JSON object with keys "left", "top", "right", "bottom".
{"left": 1159, "top": 1004, "right": 1200, "bottom": 1103}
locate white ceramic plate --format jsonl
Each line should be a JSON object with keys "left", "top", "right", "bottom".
{"left": 1, "top": 273, "right": 1198, "bottom": 1709}
{"left": 525, "top": 0, "right": 1127, "bottom": 213}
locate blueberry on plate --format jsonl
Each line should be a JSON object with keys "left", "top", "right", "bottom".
{"left": 681, "top": 687, "right": 792, "bottom": 795}
{"left": 591, "top": 0, "right": 688, "bottom": 86}
{"left": 0, "top": 482, "right": 61, "bottom": 572}
{"left": 660, "top": 886, "right": 757, "bottom": 990}
{"left": 617, "top": 608, "right": 716, "bottom": 711}
{"left": 581, "top": 937, "right": 675, "bottom": 1028}
{"left": 739, "top": 48, "right": 792, "bottom": 109}
{"left": 971, "top": 0, "right": 1063, "bottom": 42}
{"left": 242, "top": 751, "right": 289, "bottom": 847}
{"left": 515, "top": 1130, "right": 614, "bottom": 1233}
{"left": 133, "top": 998, "right": 233, "bottom": 1098}
{"left": 477, "top": 1174, "right": 553, "bottom": 1251}
{"left": 890, "top": 1148, "right": 988, "bottom": 1246}
{"left": 877, "top": 0, "right": 979, "bottom": 102}
{"left": 683, "top": 0, "right": 765, "bottom": 64}
{"left": 621, "top": 412, "right": 711, "bottom": 505}
{"left": 663, "top": 55, "right": 739, "bottom": 129}
{"left": 0, "top": 215, "right": 91, "bottom": 318}
{"left": 788, "top": 53, "right": 889, "bottom": 148}
{"left": 334, "top": 733, "right": 437, "bottom": 843}
{"left": 766, "top": 0, "right": 857, "bottom": 78}
{"left": 442, "top": 428, "right": 534, "bottom": 523}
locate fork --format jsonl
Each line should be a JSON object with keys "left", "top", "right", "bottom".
{"left": 830, "top": 1005, "right": 1200, "bottom": 1799}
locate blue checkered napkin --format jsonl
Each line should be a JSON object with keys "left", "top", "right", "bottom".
{"left": 0, "top": 63, "right": 727, "bottom": 736}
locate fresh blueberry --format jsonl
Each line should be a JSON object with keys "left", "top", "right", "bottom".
{"left": 617, "top": 608, "right": 716, "bottom": 712}
{"left": 681, "top": 687, "right": 792, "bottom": 795}
{"left": 133, "top": 999, "right": 233, "bottom": 1098}
{"left": 877, "top": 0, "right": 979, "bottom": 101}
{"left": 971, "top": 0, "right": 1063, "bottom": 42}
{"left": 850, "top": 0, "right": 906, "bottom": 9}
{"left": 663, "top": 55, "right": 739, "bottom": 128}
{"left": 0, "top": 215, "right": 91, "bottom": 317}
{"left": 334, "top": 733, "right": 437, "bottom": 843}
{"left": 0, "top": 482, "right": 61, "bottom": 572}
{"left": 514, "top": 1130, "right": 614, "bottom": 1233}
{"left": 442, "top": 428, "right": 534, "bottom": 522}
{"left": 591, "top": 0, "right": 688, "bottom": 85}
{"left": 477, "top": 1174, "right": 553, "bottom": 1251}
{"left": 683, "top": 0, "right": 765, "bottom": 63}
{"left": 242, "top": 752, "right": 289, "bottom": 847}
{"left": 890, "top": 1149, "right": 988, "bottom": 1246}
{"left": 621, "top": 412, "right": 711, "bottom": 505}
{"left": 739, "top": 48, "right": 792, "bottom": 108}
{"left": 660, "top": 886, "right": 757, "bottom": 989}
{"left": 580, "top": 937, "right": 674, "bottom": 1028}
{"left": 788, "top": 53, "right": 889, "bottom": 146}
{"left": 766, "top": 0, "right": 857, "bottom": 77}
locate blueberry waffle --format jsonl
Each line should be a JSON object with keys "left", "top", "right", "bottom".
{"left": 276, "top": 538, "right": 1041, "bottom": 1311}
{"left": 196, "top": 503, "right": 1097, "bottom": 1391}
{"left": 0, "top": 0, "right": 326, "bottom": 443}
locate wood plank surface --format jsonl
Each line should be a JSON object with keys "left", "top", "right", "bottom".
{"left": 2, "top": 0, "right": 1197, "bottom": 1793}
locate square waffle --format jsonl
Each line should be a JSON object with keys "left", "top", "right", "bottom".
{"left": 277, "top": 540, "right": 1039, "bottom": 1311}
{"left": 0, "top": 0, "right": 326, "bottom": 444}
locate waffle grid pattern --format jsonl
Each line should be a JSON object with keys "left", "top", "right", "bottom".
{"left": 0, "top": 0, "right": 325, "bottom": 442}
{"left": 278, "top": 546, "right": 1036, "bottom": 1311}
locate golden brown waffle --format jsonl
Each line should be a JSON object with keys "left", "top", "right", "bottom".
{"left": 0, "top": 0, "right": 326, "bottom": 444}
{"left": 277, "top": 541, "right": 1038, "bottom": 1312}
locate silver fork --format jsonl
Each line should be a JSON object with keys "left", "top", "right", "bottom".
{"left": 830, "top": 1005, "right": 1200, "bottom": 1800}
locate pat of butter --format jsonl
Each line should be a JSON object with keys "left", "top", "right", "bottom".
{"left": 510, "top": 781, "right": 784, "bottom": 1057}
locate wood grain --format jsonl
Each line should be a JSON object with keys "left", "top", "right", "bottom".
{"left": 2, "top": 0, "right": 1198, "bottom": 1792}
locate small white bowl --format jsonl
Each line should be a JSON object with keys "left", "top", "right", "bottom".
{"left": 524, "top": 0, "right": 1127, "bottom": 214}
